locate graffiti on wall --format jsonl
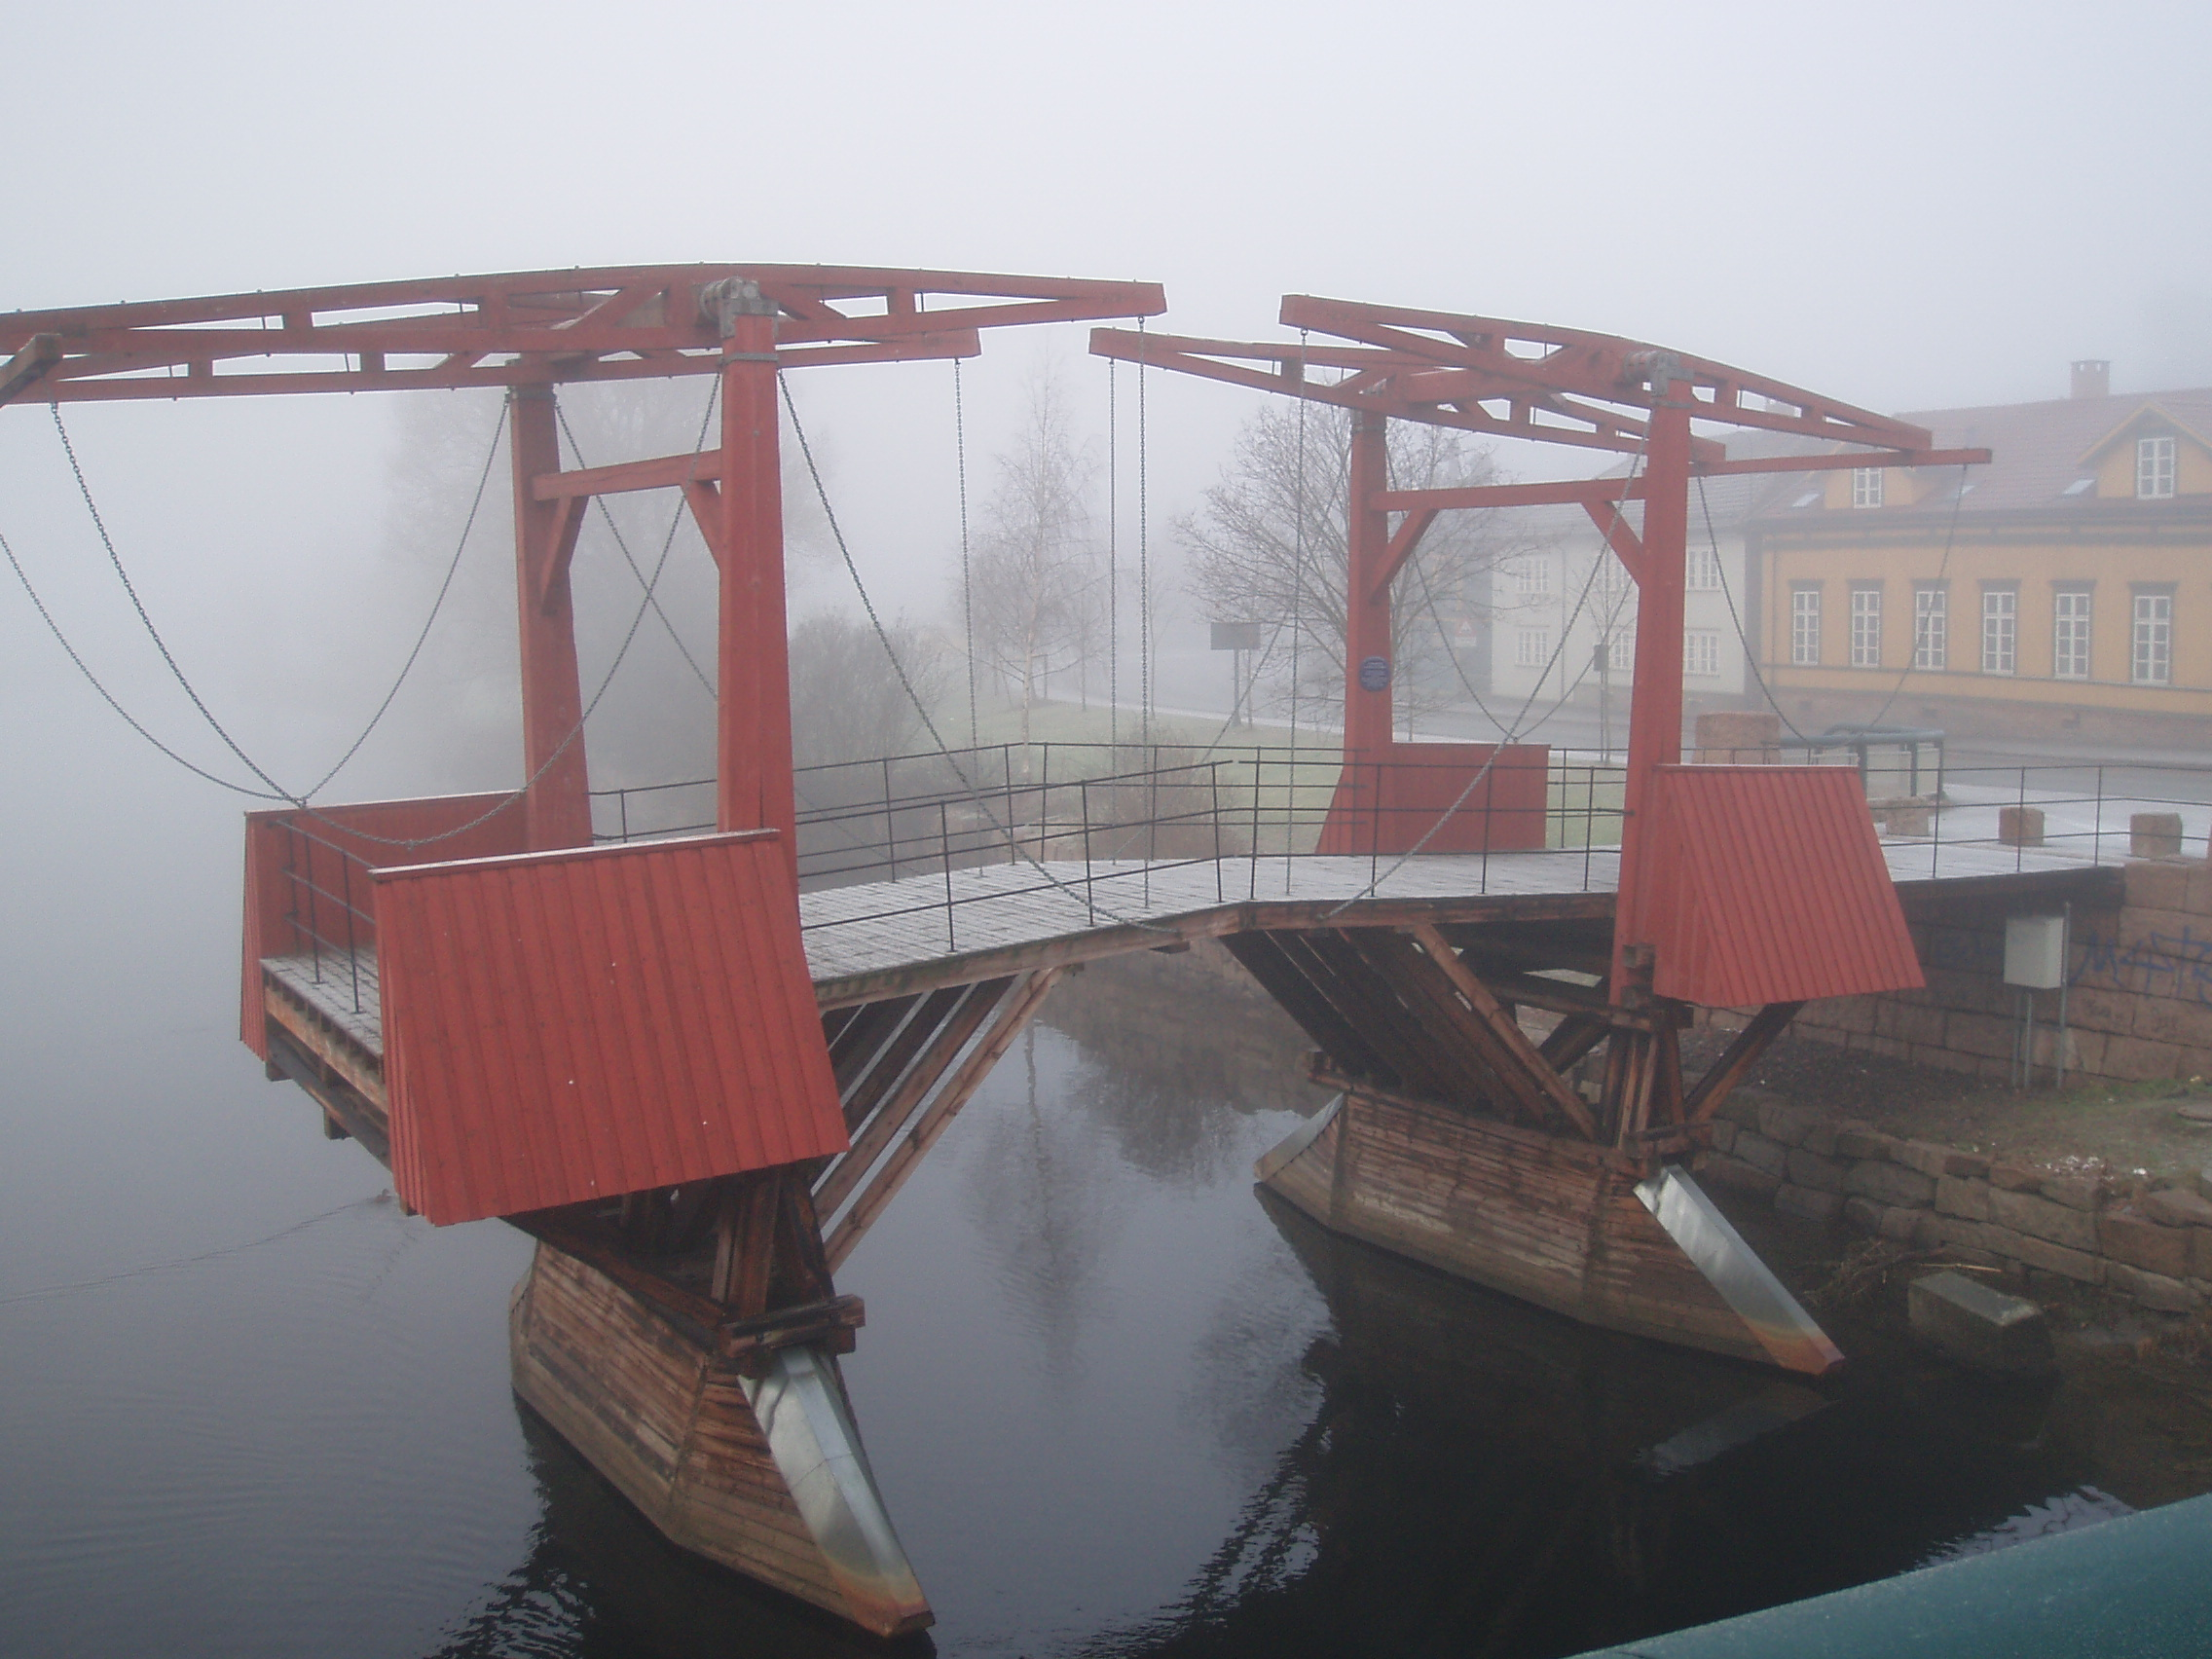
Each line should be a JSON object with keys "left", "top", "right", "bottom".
{"left": 2073, "top": 924, "right": 2212, "bottom": 1007}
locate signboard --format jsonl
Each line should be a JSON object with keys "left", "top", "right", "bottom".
{"left": 1357, "top": 655, "right": 1391, "bottom": 692}
{"left": 1210, "top": 621, "right": 1265, "bottom": 651}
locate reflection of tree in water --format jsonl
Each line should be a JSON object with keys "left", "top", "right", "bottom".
{"left": 1076, "top": 1195, "right": 2110, "bottom": 1659}
{"left": 426, "top": 1404, "right": 933, "bottom": 1659}
{"left": 961, "top": 1025, "right": 1124, "bottom": 1378}
{"left": 1042, "top": 946, "right": 1330, "bottom": 1191}
{"left": 1178, "top": 1241, "right": 1332, "bottom": 1491}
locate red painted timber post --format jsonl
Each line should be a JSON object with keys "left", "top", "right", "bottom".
{"left": 1611, "top": 369, "right": 1695, "bottom": 994}
{"left": 509, "top": 385, "right": 593, "bottom": 851}
{"left": 1343, "top": 410, "right": 1393, "bottom": 842}
{"left": 709, "top": 280, "right": 799, "bottom": 885}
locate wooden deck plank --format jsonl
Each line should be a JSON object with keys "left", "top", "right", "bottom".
{"left": 264, "top": 839, "right": 2114, "bottom": 1061}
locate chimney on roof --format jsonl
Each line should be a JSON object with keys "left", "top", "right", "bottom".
{"left": 2071, "top": 359, "right": 2111, "bottom": 399}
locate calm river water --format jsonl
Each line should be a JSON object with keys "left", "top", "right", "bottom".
{"left": 0, "top": 777, "right": 2194, "bottom": 1659}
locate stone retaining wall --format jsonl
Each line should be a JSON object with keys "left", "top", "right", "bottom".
{"left": 1794, "top": 859, "right": 2212, "bottom": 1084}
{"left": 1696, "top": 1088, "right": 2212, "bottom": 1316}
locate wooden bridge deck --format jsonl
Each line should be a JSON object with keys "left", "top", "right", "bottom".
{"left": 262, "top": 839, "right": 2115, "bottom": 1054}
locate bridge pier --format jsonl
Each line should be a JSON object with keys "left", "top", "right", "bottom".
{"left": 508, "top": 1228, "right": 930, "bottom": 1637}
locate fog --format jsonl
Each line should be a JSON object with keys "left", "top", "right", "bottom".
{"left": 2, "top": 5, "right": 2210, "bottom": 1650}
{"left": 7, "top": 1, "right": 2210, "bottom": 786}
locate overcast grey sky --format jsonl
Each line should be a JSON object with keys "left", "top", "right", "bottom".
{"left": 4, "top": 0, "right": 2209, "bottom": 794}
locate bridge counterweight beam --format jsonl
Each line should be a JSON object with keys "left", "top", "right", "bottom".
{"left": 509, "top": 386, "right": 593, "bottom": 850}
{"left": 715, "top": 297, "right": 798, "bottom": 884}
{"left": 1343, "top": 411, "right": 1394, "bottom": 766}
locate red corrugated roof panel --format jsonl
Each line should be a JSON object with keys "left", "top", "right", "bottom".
{"left": 373, "top": 830, "right": 847, "bottom": 1226}
{"left": 1641, "top": 766, "right": 1924, "bottom": 1008}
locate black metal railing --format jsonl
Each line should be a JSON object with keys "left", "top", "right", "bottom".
{"left": 274, "top": 819, "right": 381, "bottom": 1016}
{"left": 261, "top": 746, "right": 2212, "bottom": 996}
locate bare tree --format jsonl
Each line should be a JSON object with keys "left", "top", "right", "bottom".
{"left": 1179, "top": 403, "right": 1516, "bottom": 730}
{"left": 961, "top": 373, "right": 1102, "bottom": 754}
{"left": 787, "top": 609, "right": 947, "bottom": 775}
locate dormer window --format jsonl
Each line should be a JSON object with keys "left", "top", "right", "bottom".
{"left": 1852, "top": 468, "right": 1884, "bottom": 509}
{"left": 2137, "top": 434, "right": 2176, "bottom": 499}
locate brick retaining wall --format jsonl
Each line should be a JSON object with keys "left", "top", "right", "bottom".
{"left": 1698, "top": 1088, "right": 2212, "bottom": 1316}
{"left": 1794, "top": 859, "right": 2212, "bottom": 1084}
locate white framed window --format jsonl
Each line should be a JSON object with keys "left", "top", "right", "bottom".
{"left": 2133, "top": 589, "right": 2173, "bottom": 684}
{"left": 2053, "top": 589, "right": 2092, "bottom": 680}
{"left": 1684, "top": 629, "right": 1721, "bottom": 677}
{"left": 1515, "top": 627, "right": 1551, "bottom": 669}
{"left": 1512, "top": 557, "right": 1553, "bottom": 597}
{"left": 1912, "top": 586, "right": 1947, "bottom": 671}
{"left": 1850, "top": 586, "right": 1882, "bottom": 668}
{"left": 1686, "top": 545, "right": 1721, "bottom": 591}
{"left": 1604, "top": 628, "right": 1636, "bottom": 673}
{"left": 1852, "top": 468, "right": 1885, "bottom": 509}
{"left": 1981, "top": 587, "right": 2017, "bottom": 675}
{"left": 2137, "top": 435, "right": 2177, "bottom": 500}
{"left": 1790, "top": 587, "right": 1822, "bottom": 666}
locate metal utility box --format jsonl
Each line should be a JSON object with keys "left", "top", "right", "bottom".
{"left": 2004, "top": 914, "right": 2067, "bottom": 990}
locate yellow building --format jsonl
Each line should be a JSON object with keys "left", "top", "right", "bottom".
{"left": 1749, "top": 362, "right": 2212, "bottom": 746}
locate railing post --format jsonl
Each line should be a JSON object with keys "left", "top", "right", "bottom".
{"left": 1249, "top": 756, "right": 1262, "bottom": 900}
{"left": 882, "top": 756, "right": 898, "bottom": 882}
{"left": 1211, "top": 762, "right": 1225, "bottom": 903}
{"left": 940, "top": 799, "right": 956, "bottom": 952}
{"left": 301, "top": 822, "right": 324, "bottom": 986}
{"left": 1081, "top": 779, "right": 1095, "bottom": 924}
{"left": 2017, "top": 765, "right": 2028, "bottom": 873}
{"left": 340, "top": 849, "right": 362, "bottom": 1015}
{"left": 1370, "top": 759, "right": 1382, "bottom": 888}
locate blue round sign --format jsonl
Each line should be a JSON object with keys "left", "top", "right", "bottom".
{"left": 1357, "top": 655, "right": 1390, "bottom": 692}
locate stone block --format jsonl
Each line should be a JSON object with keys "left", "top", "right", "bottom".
{"left": 2124, "top": 858, "right": 2193, "bottom": 912}
{"left": 1879, "top": 1204, "right": 1921, "bottom": 1242}
{"left": 1714, "top": 1088, "right": 1766, "bottom": 1128}
{"left": 2107, "top": 1262, "right": 2203, "bottom": 1313}
{"left": 1908, "top": 1270, "right": 2055, "bottom": 1378}
{"left": 1799, "top": 1120, "right": 1840, "bottom": 1158}
{"left": 1989, "top": 1187, "right": 2099, "bottom": 1250}
{"left": 2100, "top": 1208, "right": 2194, "bottom": 1278}
{"left": 1820, "top": 998, "right": 1880, "bottom": 1036}
{"left": 1776, "top": 1184, "right": 1845, "bottom": 1224}
{"left": 1756, "top": 1099, "right": 1822, "bottom": 1149}
{"left": 2196, "top": 1165, "right": 2212, "bottom": 1203}
{"left": 1833, "top": 1124, "right": 1897, "bottom": 1161}
{"left": 1844, "top": 1161, "right": 1936, "bottom": 1208}
{"left": 1998, "top": 805, "right": 2045, "bottom": 847}
{"left": 1843, "top": 1197, "right": 1886, "bottom": 1234}
{"left": 2105, "top": 902, "right": 2194, "bottom": 955}
{"left": 1989, "top": 1161, "right": 2045, "bottom": 1194}
{"left": 1944, "top": 1011, "right": 2019, "bottom": 1062}
{"left": 1733, "top": 1132, "right": 1788, "bottom": 1178}
{"left": 2132, "top": 813, "right": 2186, "bottom": 859}
{"left": 2131, "top": 998, "right": 2212, "bottom": 1052}
{"left": 1894, "top": 1139, "right": 1987, "bottom": 1180}
{"left": 2144, "top": 1187, "right": 2212, "bottom": 1228}
{"left": 1787, "top": 1148, "right": 1847, "bottom": 1193}
{"left": 2187, "top": 865, "right": 2212, "bottom": 918}
{"left": 2061, "top": 986, "right": 2135, "bottom": 1036}
{"left": 1889, "top": 1003, "right": 1951, "bottom": 1049}
{"left": 2041, "top": 1175, "right": 2105, "bottom": 1213}
{"left": 1982, "top": 1225, "right": 2104, "bottom": 1284}
{"left": 1707, "top": 1118, "right": 1738, "bottom": 1154}
{"left": 1692, "top": 711, "right": 1782, "bottom": 761}
{"left": 2102, "top": 1035, "right": 2185, "bottom": 1082}
{"left": 1699, "top": 1155, "right": 1781, "bottom": 1200}
{"left": 1916, "top": 1212, "right": 1992, "bottom": 1252}
{"left": 2195, "top": 1231, "right": 2212, "bottom": 1284}
{"left": 1936, "top": 1175, "right": 1992, "bottom": 1221}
